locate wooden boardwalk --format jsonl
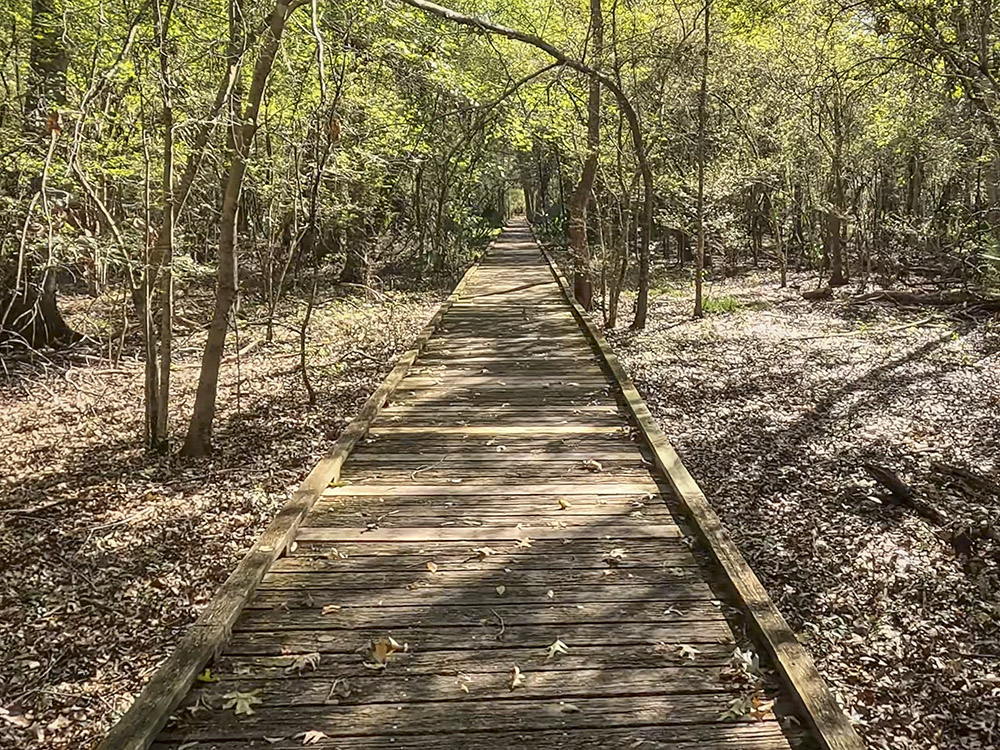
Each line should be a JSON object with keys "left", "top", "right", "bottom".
{"left": 148, "top": 223, "right": 817, "bottom": 749}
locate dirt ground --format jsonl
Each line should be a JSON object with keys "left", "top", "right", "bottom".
{"left": 0, "top": 287, "right": 441, "bottom": 749}
{"left": 607, "top": 268, "right": 1000, "bottom": 750}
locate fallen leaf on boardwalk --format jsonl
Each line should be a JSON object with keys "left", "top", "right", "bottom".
{"left": 196, "top": 667, "right": 217, "bottom": 683}
{"left": 322, "top": 604, "right": 342, "bottom": 614}
{"left": 516, "top": 537, "right": 533, "bottom": 548}
{"left": 222, "top": 689, "right": 263, "bottom": 715}
{"left": 749, "top": 694, "right": 775, "bottom": 722}
{"left": 363, "top": 636, "right": 404, "bottom": 669}
{"left": 510, "top": 665, "right": 524, "bottom": 690}
{"left": 472, "top": 546, "right": 498, "bottom": 558}
{"left": 426, "top": 561, "right": 439, "bottom": 574}
{"left": 581, "top": 459, "right": 603, "bottom": 472}
{"left": 546, "top": 589, "right": 555, "bottom": 599}
{"left": 604, "top": 548, "right": 626, "bottom": 565}
{"left": 495, "top": 585, "right": 506, "bottom": 596}
{"left": 300, "top": 729, "right": 329, "bottom": 745}
{"left": 459, "top": 683, "right": 469, "bottom": 693}
{"left": 730, "top": 648, "right": 762, "bottom": 677}
{"left": 560, "top": 702, "right": 582, "bottom": 713}
{"left": 286, "top": 652, "right": 321, "bottom": 674}
{"left": 677, "top": 645, "right": 701, "bottom": 661}
{"left": 326, "top": 678, "right": 351, "bottom": 702}
{"left": 720, "top": 696, "right": 752, "bottom": 721}
{"left": 547, "top": 639, "right": 569, "bottom": 659}
{"left": 558, "top": 497, "right": 572, "bottom": 510}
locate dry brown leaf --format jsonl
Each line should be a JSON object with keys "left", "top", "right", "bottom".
{"left": 495, "top": 584, "right": 506, "bottom": 596}
{"left": 677, "top": 644, "right": 701, "bottom": 661}
{"left": 426, "top": 561, "right": 439, "bottom": 574}
{"left": 285, "top": 652, "right": 321, "bottom": 674}
{"left": 363, "top": 636, "right": 404, "bottom": 669}
{"left": 546, "top": 639, "right": 569, "bottom": 659}
{"left": 510, "top": 665, "right": 524, "bottom": 690}
{"left": 301, "top": 729, "right": 329, "bottom": 745}
{"left": 558, "top": 497, "right": 572, "bottom": 510}
{"left": 222, "top": 689, "right": 262, "bottom": 715}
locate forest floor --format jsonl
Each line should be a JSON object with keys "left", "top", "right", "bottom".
{"left": 607, "top": 266, "right": 1000, "bottom": 750}
{"left": 0, "top": 283, "right": 443, "bottom": 749}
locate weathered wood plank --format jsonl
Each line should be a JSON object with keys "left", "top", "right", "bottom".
{"left": 153, "top": 722, "right": 804, "bottom": 750}
{"left": 257, "top": 565, "right": 706, "bottom": 591}
{"left": 207, "top": 642, "right": 740, "bottom": 678}
{"left": 248, "top": 583, "right": 717, "bottom": 606}
{"left": 186, "top": 666, "right": 735, "bottom": 710}
{"left": 287, "top": 538, "right": 696, "bottom": 560}
{"left": 274, "top": 551, "right": 700, "bottom": 571}
{"left": 324, "top": 482, "right": 661, "bottom": 497}
{"left": 238, "top": 599, "right": 723, "bottom": 625}
{"left": 157, "top": 694, "right": 778, "bottom": 742}
{"left": 293, "top": 525, "right": 684, "bottom": 542}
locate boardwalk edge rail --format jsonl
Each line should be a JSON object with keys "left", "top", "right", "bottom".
{"left": 98, "top": 241, "right": 492, "bottom": 750}
{"left": 537, "top": 239, "right": 864, "bottom": 750}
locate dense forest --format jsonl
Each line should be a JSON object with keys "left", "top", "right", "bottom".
{"left": 3, "top": 0, "right": 999, "bottom": 450}
{"left": 1, "top": 0, "right": 998, "bottom": 748}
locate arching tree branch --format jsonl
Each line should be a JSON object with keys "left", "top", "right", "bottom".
{"left": 396, "top": 0, "right": 655, "bottom": 328}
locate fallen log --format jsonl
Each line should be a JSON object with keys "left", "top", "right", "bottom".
{"left": 850, "top": 290, "right": 1000, "bottom": 311}
{"left": 801, "top": 287, "right": 832, "bottom": 301}
{"left": 931, "top": 461, "right": 1000, "bottom": 498}
{"left": 863, "top": 462, "right": 950, "bottom": 527}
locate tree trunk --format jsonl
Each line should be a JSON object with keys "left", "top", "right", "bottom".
{"left": 829, "top": 99, "right": 847, "bottom": 287}
{"left": 181, "top": 0, "right": 302, "bottom": 456}
{"left": 693, "top": 0, "right": 710, "bottom": 318}
{"left": 149, "top": 0, "right": 175, "bottom": 453}
{"left": 568, "top": 0, "right": 602, "bottom": 311}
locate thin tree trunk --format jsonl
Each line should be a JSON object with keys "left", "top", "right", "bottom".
{"left": 569, "top": 0, "right": 602, "bottom": 310}
{"left": 181, "top": 0, "right": 304, "bottom": 456}
{"left": 150, "top": 0, "right": 175, "bottom": 452}
{"left": 693, "top": 0, "right": 710, "bottom": 318}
